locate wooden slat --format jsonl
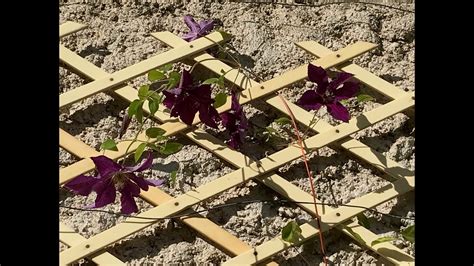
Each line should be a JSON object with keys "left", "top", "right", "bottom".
{"left": 223, "top": 175, "right": 414, "bottom": 265}
{"left": 60, "top": 21, "right": 87, "bottom": 38}
{"left": 60, "top": 223, "right": 126, "bottom": 265}
{"left": 59, "top": 31, "right": 230, "bottom": 107}
{"left": 296, "top": 41, "right": 409, "bottom": 100}
{"left": 59, "top": 93, "right": 413, "bottom": 264}
{"left": 154, "top": 32, "right": 414, "bottom": 180}
{"left": 59, "top": 40, "right": 377, "bottom": 184}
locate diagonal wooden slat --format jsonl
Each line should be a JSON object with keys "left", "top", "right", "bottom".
{"left": 60, "top": 31, "right": 230, "bottom": 108}
{"left": 60, "top": 21, "right": 87, "bottom": 38}
{"left": 59, "top": 39, "right": 413, "bottom": 264}
{"left": 60, "top": 223, "right": 126, "bottom": 265}
{"left": 223, "top": 174, "right": 414, "bottom": 265}
{"left": 147, "top": 32, "right": 414, "bottom": 264}
{"left": 59, "top": 92, "right": 413, "bottom": 264}
{"left": 59, "top": 40, "right": 377, "bottom": 185}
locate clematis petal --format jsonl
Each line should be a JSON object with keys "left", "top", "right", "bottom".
{"left": 176, "top": 96, "right": 200, "bottom": 125}
{"left": 182, "top": 32, "right": 198, "bottom": 42}
{"left": 183, "top": 15, "right": 200, "bottom": 34}
{"left": 327, "top": 72, "right": 354, "bottom": 92}
{"left": 220, "top": 112, "right": 234, "bottom": 127}
{"left": 162, "top": 90, "right": 178, "bottom": 109}
{"left": 124, "top": 152, "right": 154, "bottom": 173}
{"left": 179, "top": 70, "right": 193, "bottom": 89}
{"left": 199, "top": 104, "right": 220, "bottom": 128}
{"left": 145, "top": 178, "right": 165, "bottom": 186}
{"left": 198, "top": 20, "right": 214, "bottom": 35}
{"left": 91, "top": 156, "right": 122, "bottom": 178}
{"left": 127, "top": 173, "right": 149, "bottom": 191}
{"left": 326, "top": 102, "right": 351, "bottom": 122}
{"left": 334, "top": 81, "right": 359, "bottom": 101}
{"left": 308, "top": 64, "right": 329, "bottom": 94}
{"left": 118, "top": 181, "right": 141, "bottom": 214}
{"left": 91, "top": 180, "right": 116, "bottom": 208}
{"left": 64, "top": 174, "right": 100, "bottom": 196}
{"left": 297, "top": 90, "right": 324, "bottom": 111}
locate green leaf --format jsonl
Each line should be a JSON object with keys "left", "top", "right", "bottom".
{"left": 213, "top": 92, "right": 227, "bottom": 108}
{"left": 357, "top": 94, "right": 375, "bottom": 103}
{"left": 217, "top": 75, "right": 225, "bottom": 89}
{"left": 148, "top": 70, "right": 166, "bottom": 82}
{"left": 371, "top": 237, "right": 397, "bottom": 246}
{"left": 169, "top": 170, "right": 177, "bottom": 187}
{"left": 128, "top": 99, "right": 143, "bottom": 117}
{"left": 146, "top": 127, "right": 166, "bottom": 138}
{"left": 202, "top": 78, "right": 220, "bottom": 85}
{"left": 168, "top": 71, "right": 181, "bottom": 89}
{"left": 401, "top": 225, "right": 414, "bottom": 243}
{"left": 159, "top": 63, "right": 173, "bottom": 72}
{"left": 134, "top": 143, "right": 147, "bottom": 162}
{"left": 147, "top": 143, "right": 160, "bottom": 152}
{"left": 217, "top": 30, "right": 232, "bottom": 40}
{"left": 265, "top": 126, "right": 277, "bottom": 134}
{"left": 100, "top": 139, "right": 118, "bottom": 151}
{"left": 149, "top": 91, "right": 163, "bottom": 102}
{"left": 135, "top": 103, "right": 144, "bottom": 123}
{"left": 357, "top": 213, "right": 370, "bottom": 229}
{"left": 160, "top": 142, "right": 183, "bottom": 155}
{"left": 138, "top": 85, "right": 149, "bottom": 100}
{"left": 274, "top": 117, "right": 291, "bottom": 126}
{"left": 341, "top": 224, "right": 365, "bottom": 244}
{"left": 148, "top": 99, "right": 159, "bottom": 115}
{"left": 281, "top": 221, "right": 302, "bottom": 243}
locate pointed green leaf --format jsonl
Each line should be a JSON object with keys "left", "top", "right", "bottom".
{"left": 100, "top": 139, "right": 118, "bottom": 151}
{"left": 147, "top": 143, "right": 160, "bottom": 152}
{"left": 138, "top": 85, "right": 150, "bottom": 100}
{"left": 401, "top": 225, "right": 414, "bottom": 243}
{"left": 148, "top": 70, "right": 166, "bottom": 82}
{"left": 146, "top": 127, "right": 166, "bottom": 138}
{"left": 281, "top": 221, "right": 302, "bottom": 243}
{"left": 371, "top": 237, "right": 397, "bottom": 246}
{"left": 341, "top": 224, "right": 365, "bottom": 244}
{"left": 135, "top": 103, "right": 144, "bottom": 123}
{"left": 148, "top": 99, "right": 159, "bottom": 115}
{"left": 213, "top": 92, "right": 227, "bottom": 108}
{"left": 134, "top": 143, "right": 147, "bottom": 162}
{"left": 159, "top": 63, "right": 173, "bottom": 72}
{"left": 128, "top": 99, "right": 143, "bottom": 117}
{"left": 202, "top": 78, "right": 220, "bottom": 85}
{"left": 357, "top": 213, "right": 370, "bottom": 229}
{"left": 217, "top": 75, "right": 225, "bottom": 89}
{"left": 168, "top": 71, "right": 181, "bottom": 89}
{"left": 357, "top": 94, "right": 375, "bottom": 103}
{"left": 170, "top": 170, "right": 177, "bottom": 187}
{"left": 160, "top": 142, "right": 183, "bottom": 155}
{"left": 274, "top": 117, "right": 291, "bottom": 126}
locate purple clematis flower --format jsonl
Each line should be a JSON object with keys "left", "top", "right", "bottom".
{"left": 182, "top": 15, "right": 214, "bottom": 42}
{"left": 64, "top": 152, "right": 163, "bottom": 214}
{"left": 297, "top": 64, "right": 359, "bottom": 122}
{"left": 162, "top": 70, "right": 220, "bottom": 128}
{"left": 221, "top": 91, "right": 248, "bottom": 150}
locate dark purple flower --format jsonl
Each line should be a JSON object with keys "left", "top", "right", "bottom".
{"left": 64, "top": 152, "right": 163, "bottom": 214}
{"left": 182, "top": 15, "right": 214, "bottom": 42}
{"left": 221, "top": 92, "right": 248, "bottom": 149}
{"left": 297, "top": 64, "right": 359, "bottom": 122}
{"left": 163, "top": 70, "right": 220, "bottom": 128}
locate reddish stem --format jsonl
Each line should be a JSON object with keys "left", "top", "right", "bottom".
{"left": 277, "top": 93, "right": 328, "bottom": 266}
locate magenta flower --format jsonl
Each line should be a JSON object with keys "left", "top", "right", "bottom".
{"left": 182, "top": 15, "right": 214, "bottom": 42}
{"left": 162, "top": 70, "right": 220, "bottom": 128}
{"left": 297, "top": 64, "right": 359, "bottom": 122}
{"left": 221, "top": 92, "right": 248, "bottom": 149}
{"left": 64, "top": 152, "right": 163, "bottom": 214}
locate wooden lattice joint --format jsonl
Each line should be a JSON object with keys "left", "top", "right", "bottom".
{"left": 59, "top": 21, "right": 414, "bottom": 265}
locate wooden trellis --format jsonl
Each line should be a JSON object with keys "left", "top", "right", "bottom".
{"left": 59, "top": 21, "right": 415, "bottom": 265}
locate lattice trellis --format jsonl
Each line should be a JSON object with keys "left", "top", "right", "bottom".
{"left": 59, "top": 21, "right": 415, "bottom": 265}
